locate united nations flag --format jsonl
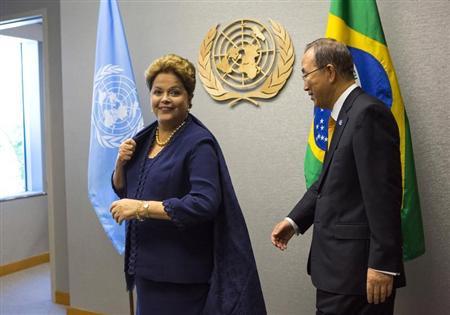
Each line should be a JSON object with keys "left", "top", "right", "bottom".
{"left": 88, "top": 0, "right": 143, "bottom": 255}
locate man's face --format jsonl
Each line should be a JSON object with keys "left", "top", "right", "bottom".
{"left": 301, "top": 49, "right": 332, "bottom": 109}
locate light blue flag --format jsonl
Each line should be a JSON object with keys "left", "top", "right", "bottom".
{"left": 88, "top": 0, "right": 143, "bottom": 255}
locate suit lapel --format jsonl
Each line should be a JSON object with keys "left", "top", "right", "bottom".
{"left": 317, "top": 87, "right": 363, "bottom": 190}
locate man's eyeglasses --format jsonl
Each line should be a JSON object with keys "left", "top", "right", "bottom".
{"left": 302, "top": 66, "right": 326, "bottom": 81}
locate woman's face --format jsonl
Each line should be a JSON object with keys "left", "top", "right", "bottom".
{"left": 150, "top": 72, "right": 190, "bottom": 127}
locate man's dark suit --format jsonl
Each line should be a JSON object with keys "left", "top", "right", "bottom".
{"left": 289, "top": 87, "right": 406, "bottom": 296}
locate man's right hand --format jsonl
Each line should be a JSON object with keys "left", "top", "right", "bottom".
{"left": 271, "top": 219, "right": 295, "bottom": 251}
{"left": 117, "top": 138, "right": 136, "bottom": 166}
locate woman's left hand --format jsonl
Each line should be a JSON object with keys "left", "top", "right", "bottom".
{"left": 110, "top": 198, "right": 141, "bottom": 224}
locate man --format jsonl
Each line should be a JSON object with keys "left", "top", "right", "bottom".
{"left": 271, "top": 38, "right": 405, "bottom": 315}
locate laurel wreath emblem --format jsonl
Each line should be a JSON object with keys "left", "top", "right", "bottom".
{"left": 198, "top": 19, "right": 294, "bottom": 107}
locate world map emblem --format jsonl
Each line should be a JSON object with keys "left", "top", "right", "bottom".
{"left": 198, "top": 19, "right": 295, "bottom": 107}
{"left": 93, "top": 65, "right": 143, "bottom": 148}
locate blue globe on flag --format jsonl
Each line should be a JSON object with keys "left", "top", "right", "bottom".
{"left": 93, "top": 64, "right": 143, "bottom": 149}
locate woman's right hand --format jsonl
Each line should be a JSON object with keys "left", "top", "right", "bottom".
{"left": 117, "top": 138, "right": 136, "bottom": 166}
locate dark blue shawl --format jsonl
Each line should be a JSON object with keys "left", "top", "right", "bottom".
{"left": 129, "top": 114, "right": 266, "bottom": 315}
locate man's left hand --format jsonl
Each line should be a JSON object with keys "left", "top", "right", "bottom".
{"left": 271, "top": 220, "right": 295, "bottom": 251}
{"left": 366, "top": 267, "right": 393, "bottom": 304}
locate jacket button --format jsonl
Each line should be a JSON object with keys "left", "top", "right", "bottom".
{"left": 317, "top": 194, "right": 322, "bottom": 199}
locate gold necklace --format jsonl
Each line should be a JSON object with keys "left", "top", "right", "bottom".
{"left": 155, "top": 120, "right": 186, "bottom": 147}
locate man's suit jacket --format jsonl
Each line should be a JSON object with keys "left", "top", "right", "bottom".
{"left": 289, "top": 87, "right": 406, "bottom": 295}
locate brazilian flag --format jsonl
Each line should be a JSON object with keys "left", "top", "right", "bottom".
{"left": 304, "top": 0, "right": 425, "bottom": 261}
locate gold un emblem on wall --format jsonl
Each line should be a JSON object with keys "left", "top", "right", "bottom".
{"left": 198, "top": 19, "right": 294, "bottom": 107}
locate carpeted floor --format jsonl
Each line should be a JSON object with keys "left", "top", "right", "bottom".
{"left": 0, "top": 263, "right": 66, "bottom": 315}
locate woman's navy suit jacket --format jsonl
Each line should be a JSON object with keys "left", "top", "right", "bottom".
{"left": 113, "top": 114, "right": 266, "bottom": 314}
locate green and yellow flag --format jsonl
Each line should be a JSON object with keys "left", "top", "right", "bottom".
{"left": 304, "top": 0, "right": 425, "bottom": 261}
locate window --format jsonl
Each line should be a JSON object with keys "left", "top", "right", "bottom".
{"left": 0, "top": 16, "right": 44, "bottom": 199}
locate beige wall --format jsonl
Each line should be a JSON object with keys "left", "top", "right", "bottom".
{"left": 0, "top": 196, "right": 48, "bottom": 265}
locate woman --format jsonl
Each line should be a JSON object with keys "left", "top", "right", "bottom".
{"left": 110, "top": 54, "right": 266, "bottom": 315}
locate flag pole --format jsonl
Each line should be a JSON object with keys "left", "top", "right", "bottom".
{"left": 129, "top": 290, "right": 134, "bottom": 315}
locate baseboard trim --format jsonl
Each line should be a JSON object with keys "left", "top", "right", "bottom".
{"left": 55, "top": 290, "right": 70, "bottom": 306}
{"left": 0, "top": 252, "right": 50, "bottom": 276}
{"left": 67, "top": 306, "right": 103, "bottom": 315}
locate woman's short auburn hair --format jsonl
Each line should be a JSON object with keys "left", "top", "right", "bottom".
{"left": 145, "top": 54, "right": 196, "bottom": 102}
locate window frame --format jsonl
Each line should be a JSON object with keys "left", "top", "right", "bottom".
{"left": 0, "top": 15, "right": 46, "bottom": 201}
